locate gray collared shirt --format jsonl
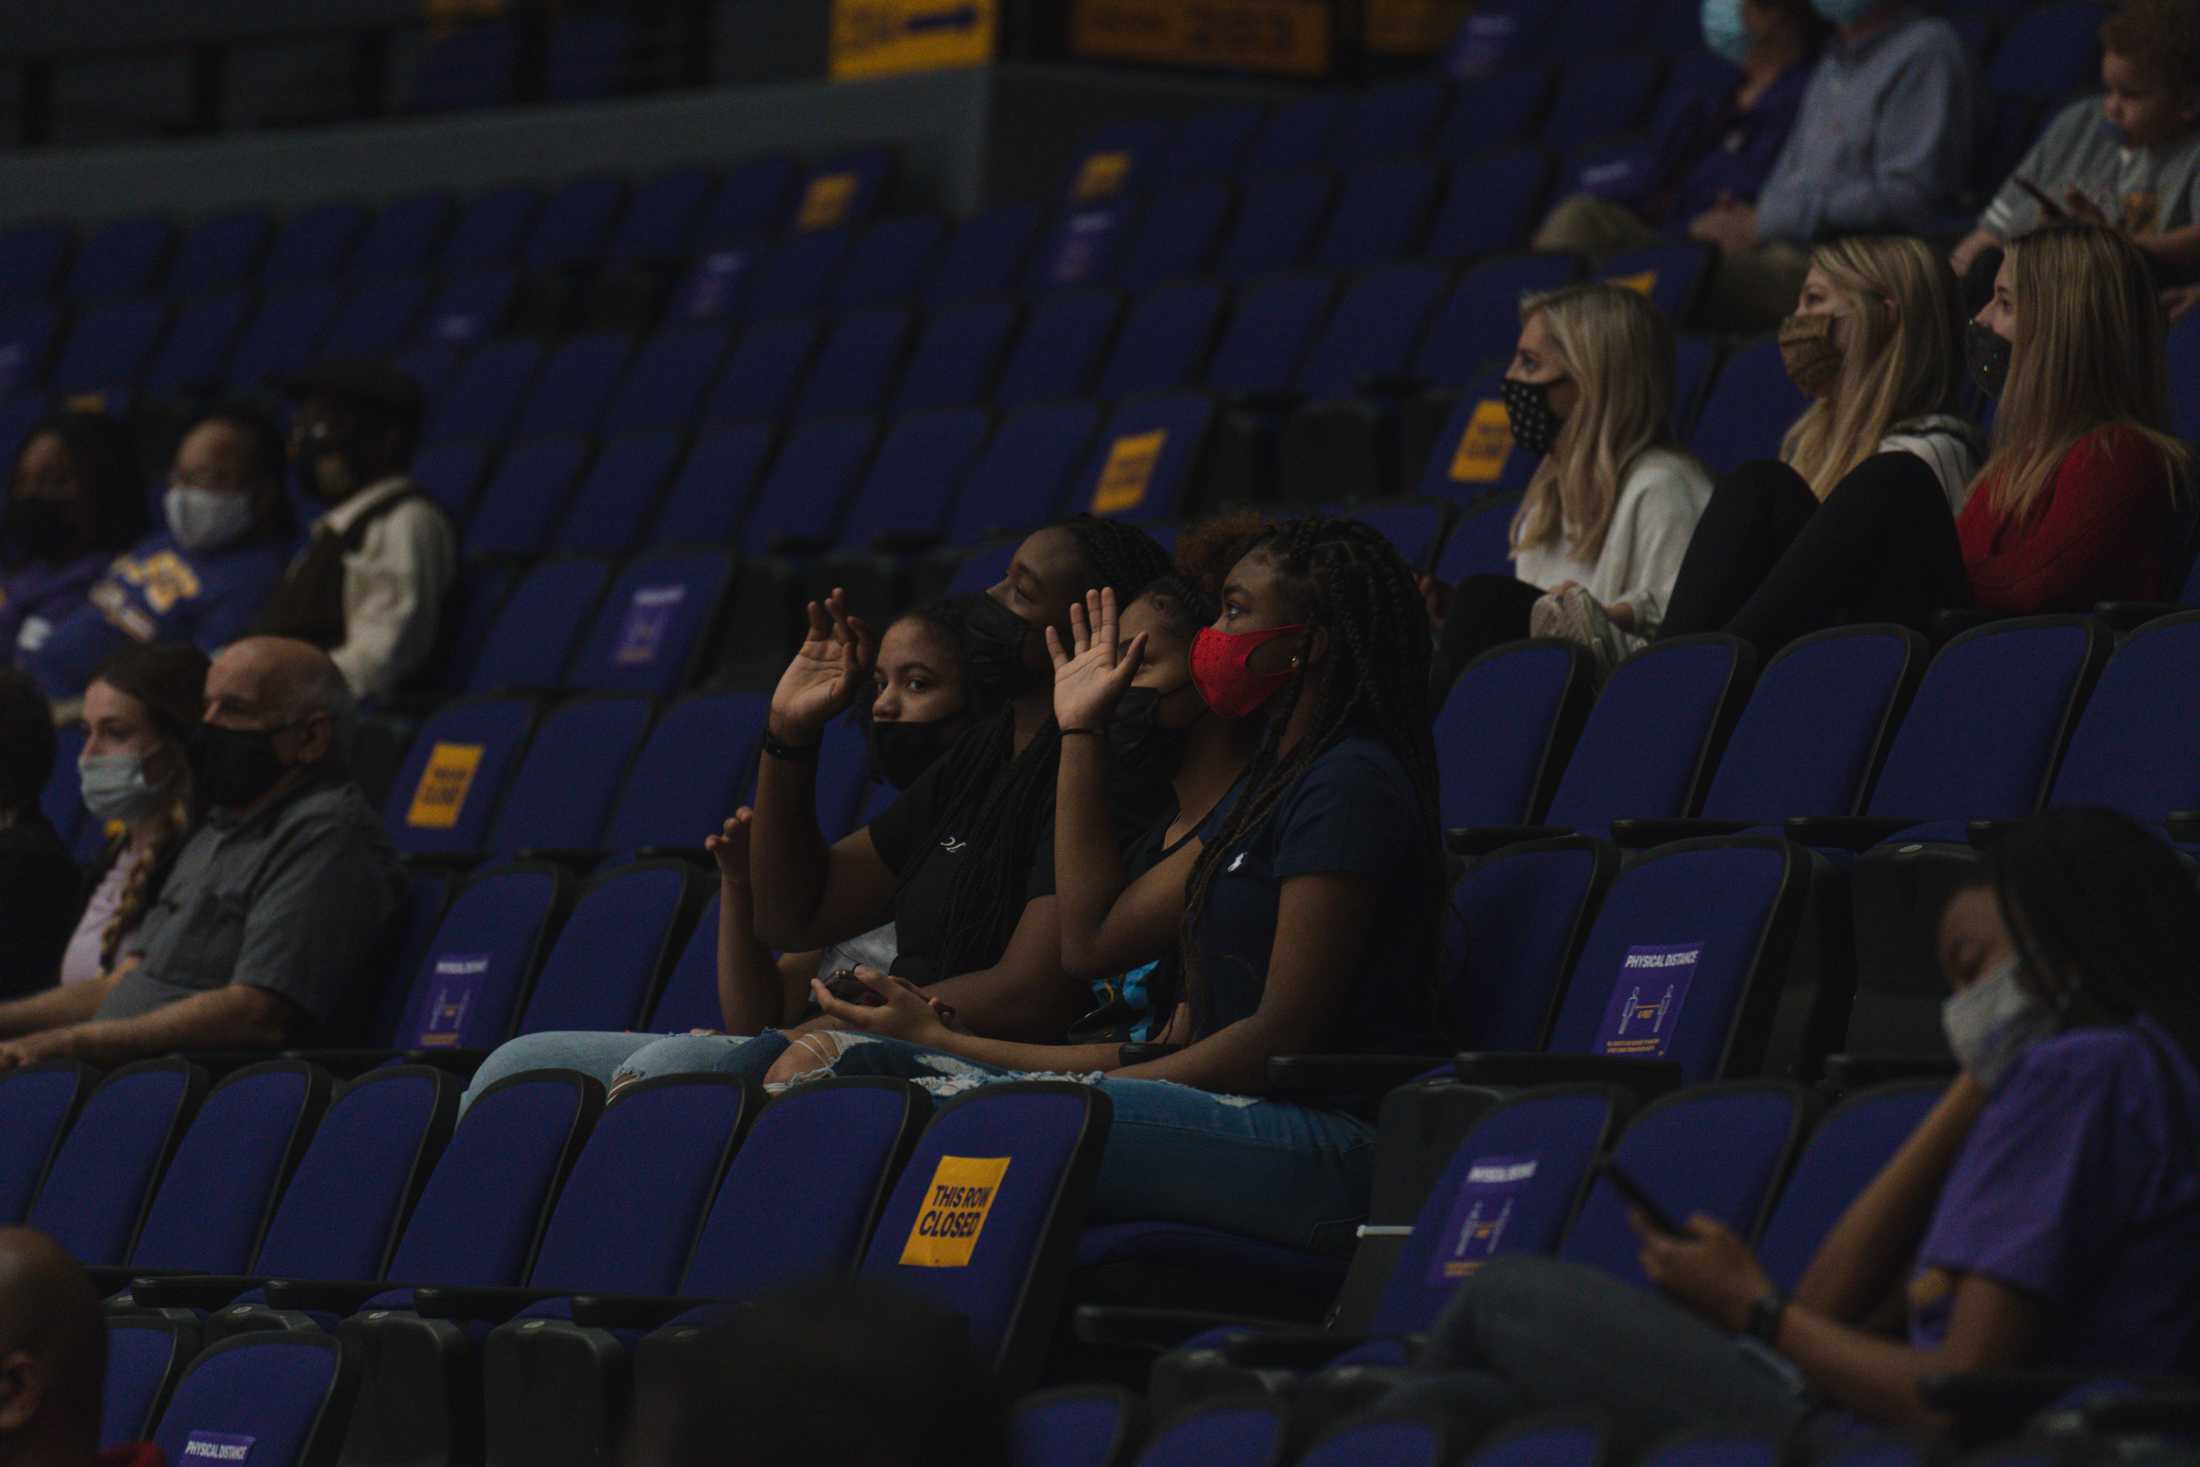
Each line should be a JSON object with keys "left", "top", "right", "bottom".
{"left": 1756, "top": 10, "right": 1978, "bottom": 244}
{"left": 98, "top": 774, "right": 403, "bottom": 1033}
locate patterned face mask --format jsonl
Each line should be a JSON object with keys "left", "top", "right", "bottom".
{"left": 1501, "top": 377, "right": 1566, "bottom": 458}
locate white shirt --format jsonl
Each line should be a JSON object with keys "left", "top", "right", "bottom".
{"left": 57, "top": 844, "right": 145, "bottom": 985}
{"left": 310, "top": 475, "right": 458, "bottom": 702}
{"left": 1512, "top": 447, "right": 1714, "bottom": 639}
{"left": 1879, "top": 414, "right": 1983, "bottom": 516}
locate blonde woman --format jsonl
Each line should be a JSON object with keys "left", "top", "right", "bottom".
{"left": 1433, "top": 283, "right": 1713, "bottom": 682}
{"left": 1646, "top": 236, "right": 1982, "bottom": 654}
{"left": 1957, "top": 223, "right": 2190, "bottom": 611}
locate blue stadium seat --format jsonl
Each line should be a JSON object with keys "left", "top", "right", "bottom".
{"left": 1988, "top": 1, "right": 2108, "bottom": 101}
{"left": 1114, "top": 181, "right": 1232, "bottom": 290}
{"left": 995, "top": 290, "right": 1123, "bottom": 409}
{"left": 1345, "top": 500, "right": 1449, "bottom": 568}
{"left": 837, "top": 409, "right": 990, "bottom": 548}
{"left": 1603, "top": 241, "right": 1715, "bottom": 325}
{"left": 383, "top": 863, "right": 570, "bottom": 1053}
{"left": 947, "top": 543, "right": 1017, "bottom": 594}
{"left": 1316, "top": 158, "right": 1440, "bottom": 270}
{"left": 893, "top": 299, "right": 1018, "bottom": 414}
{"left": 1160, "top": 105, "right": 1266, "bottom": 182}
{"left": 1634, "top": 1429, "right": 1783, "bottom": 1467}
{"left": 1250, "top": 94, "right": 1341, "bottom": 174}
{"left": 549, "top": 432, "right": 682, "bottom": 556}
{"left": 399, "top": 341, "right": 460, "bottom": 400}
{"left": 411, "top": 439, "right": 490, "bottom": 524}
{"left": 1458, "top": 1415, "right": 1607, "bottom": 1467}
{"left": 375, "top": 874, "right": 461, "bottom": 1042}
{"left": 811, "top": 713, "right": 881, "bottom": 843}
{"left": 48, "top": 296, "right": 167, "bottom": 398}
{"left": 0, "top": 223, "right": 71, "bottom": 304}
{"left": 514, "top": 331, "right": 633, "bottom": 439}
{"left": 319, "top": 276, "right": 429, "bottom": 360}
{"left": 1299, "top": 1411, "right": 1453, "bottom": 1462}
{"left": 1031, "top": 206, "right": 1133, "bottom": 291}
{"left": 101, "top": 1319, "right": 193, "bottom": 1449}
{"left": 1416, "top": 380, "right": 1536, "bottom": 502}
{"left": 66, "top": 214, "right": 175, "bottom": 300}
{"left": 1671, "top": 333, "right": 1720, "bottom": 442}
{"left": 224, "top": 282, "right": 342, "bottom": 388}
{"left": 424, "top": 338, "right": 544, "bottom": 444}
{"left": 1754, "top": 1083, "right": 1941, "bottom": 1292}
{"left": 650, "top": 424, "right": 774, "bottom": 546}
{"left": 741, "top": 417, "right": 876, "bottom": 553}
{"left": 0, "top": 1062, "right": 96, "bottom": 1224}
{"left": 1294, "top": 263, "right": 1446, "bottom": 399}
{"left": 546, "top": 13, "right": 630, "bottom": 100}
{"left": 1413, "top": 253, "right": 1585, "bottom": 388}
{"left": 833, "top": 214, "right": 946, "bottom": 308}
{"left": 28, "top": 1059, "right": 206, "bottom": 1267}
{"left": 1447, "top": 841, "right": 1615, "bottom": 1051}
{"left": 420, "top": 268, "right": 517, "bottom": 347}
{"left": 382, "top": 696, "right": 540, "bottom": 853}
{"left": 524, "top": 175, "right": 628, "bottom": 271}
{"left": 511, "top": 863, "right": 699, "bottom": 1033}
{"left": 264, "top": 201, "right": 370, "bottom": 284}
{"left": 1009, "top": 1388, "right": 1144, "bottom": 1467}
{"left": 1070, "top": 395, "right": 1215, "bottom": 522}
{"left": 1542, "top": 54, "right": 1668, "bottom": 157}
{"left": 351, "top": 192, "right": 453, "bottom": 278}
{"left": 2040, "top": 611, "right": 2200, "bottom": 822}
{"left": 932, "top": 202, "right": 1042, "bottom": 302}
{"left": 643, "top": 888, "right": 725, "bottom": 1034}
{"left": 1691, "top": 336, "right": 1807, "bottom": 475}
{"left": 462, "top": 435, "right": 589, "bottom": 559}
{"left": 404, "top": 18, "right": 519, "bottom": 113}
{"left": 1434, "top": 70, "right": 1553, "bottom": 153}
{"left": 1207, "top": 274, "right": 1335, "bottom": 396}
{"left": 1337, "top": 78, "right": 1449, "bottom": 160}
{"left": 1096, "top": 281, "right": 1225, "bottom": 401}
{"left": 138, "top": 292, "right": 248, "bottom": 397}
{"left": 40, "top": 725, "right": 86, "bottom": 855}
{"left": 486, "top": 695, "right": 656, "bottom": 857}
{"left": 442, "top": 183, "right": 542, "bottom": 271}
{"left": 791, "top": 145, "right": 898, "bottom": 234}
{"left": 950, "top": 402, "right": 1102, "bottom": 542}
{"left": 149, "top": 1333, "right": 357, "bottom": 1467}
{"left": 1433, "top": 493, "right": 1525, "bottom": 584}
{"left": 169, "top": 209, "right": 272, "bottom": 297}
{"left": 0, "top": 304, "right": 61, "bottom": 398}
{"left": 1131, "top": 1399, "right": 1288, "bottom": 1467}
{"left": 601, "top": 692, "right": 768, "bottom": 858}
{"left": 607, "top": 165, "right": 714, "bottom": 264}
{"left": 1435, "top": 639, "right": 1599, "bottom": 829}
{"left": 795, "top": 306, "right": 914, "bottom": 421}
{"left": 566, "top": 550, "right": 735, "bottom": 695}
{"left": 1215, "top": 172, "right": 1334, "bottom": 278}
{"left": 2168, "top": 313, "right": 2200, "bottom": 443}
{"left": 702, "top": 314, "right": 822, "bottom": 425}
{"left": 696, "top": 152, "right": 802, "bottom": 247}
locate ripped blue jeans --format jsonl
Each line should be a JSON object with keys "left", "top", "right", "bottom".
{"left": 458, "top": 1029, "right": 794, "bottom": 1114}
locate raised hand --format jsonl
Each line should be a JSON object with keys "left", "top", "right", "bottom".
{"left": 768, "top": 588, "right": 875, "bottom": 742}
{"left": 1045, "top": 587, "right": 1147, "bottom": 734}
{"left": 705, "top": 807, "right": 753, "bottom": 886}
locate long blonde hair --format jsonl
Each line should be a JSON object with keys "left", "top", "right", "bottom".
{"left": 1509, "top": 283, "right": 1676, "bottom": 564}
{"left": 1781, "top": 235, "right": 1965, "bottom": 499}
{"left": 1975, "top": 223, "right": 2190, "bottom": 521}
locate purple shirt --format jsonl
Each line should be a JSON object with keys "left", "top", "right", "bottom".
{"left": 1670, "top": 64, "right": 1812, "bottom": 225}
{"left": 0, "top": 551, "right": 110, "bottom": 662}
{"left": 1909, "top": 1020, "right": 2200, "bottom": 1370}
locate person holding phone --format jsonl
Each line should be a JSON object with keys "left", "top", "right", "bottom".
{"left": 1951, "top": 0, "right": 2200, "bottom": 278}
{"left": 1385, "top": 807, "right": 2200, "bottom": 1455}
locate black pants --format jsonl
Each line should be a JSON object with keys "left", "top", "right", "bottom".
{"left": 1658, "top": 454, "right": 1969, "bottom": 654}
{"left": 1432, "top": 574, "right": 1546, "bottom": 703}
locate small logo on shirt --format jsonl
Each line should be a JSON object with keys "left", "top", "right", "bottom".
{"left": 939, "top": 836, "right": 968, "bottom": 854}
{"left": 1227, "top": 852, "right": 1247, "bottom": 873}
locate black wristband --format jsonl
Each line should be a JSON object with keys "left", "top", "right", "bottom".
{"left": 1745, "top": 1290, "right": 1787, "bottom": 1346}
{"left": 760, "top": 730, "right": 822, "bottom": 762}
{"left": 1060, "top": 727, "right": 1101, "bottom": 738}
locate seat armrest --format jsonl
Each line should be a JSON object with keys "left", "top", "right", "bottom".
{"left": 870, "top": 529, "right": 943, "bottom": 554}
{"left": 1782, "top": 816, "right": 1921, "bottom": 852}
{"left": 1266, "top": 1054, "right": 1448, "bottom": 1099}
{"left": 1919, "top": 1369, "right": 2185, "bottom": 1436}
{"left": 633, "top": 846, "right": 713, "bottom": 869}
{"left": 512, "top": 847, "right": 607, "bottom": 873}
{"left": 409, "top": 1284, "right": 554, "bottom": 1323}
{"left": 2093, "top": 600, "right": 2179, "bottom": 632}
{"left": 1964, "top": 819, "right": 2018, "bottom": 850}
{"left": 1223, "top": 390, "right": 1306, "bottom": 416}
{"left": 2084, "top": 1388, "right": 2200, "bottom": 1434}
{"left": 567, "top": 1293, "right": 715, "bottom": 1332}
{"left": 1220, "top": 1331, "right": 1415, "bottom": 1370}
{"left": 261, "top": 1279, "right": 391, "bottom": 1316}
{"left": 1446, "top": 825, "right": 1569, "bottom": 857}
{"left": 282, "top": 1047, "right": 486, "bottom": 1080}
{"left": 1609, "top": 818, "right": 1752, "bottom": 850}
{"left": 125, "top": 1274, "right": 265, "bottom": 1311}
{"left": 1070, "top": 1306, "right": 1308, "bottom": 1352}
{"left": 1929, "top": 608, "right": 2002, "bottom": 646}
{"left": 2168, "top": 811, "right": 2200, "bottom": 845}
{"left": 402, "top": 851, "right": 488, "bottom": 876}
{"left": 1118, "top": 1043, "right": 1182, "bottom": 1067}
{"left": 1352, "top": 373, "right": 1428, "bottom": 401}
{"left": 87, "top": 1266, "right": 194, "bottom": 1298}
{"left": 1820, "top": 1053, "right": 1958, "bottom": 1095}
{"left": 1452, "top": 1052, "right": 1682, "bottom": 1102}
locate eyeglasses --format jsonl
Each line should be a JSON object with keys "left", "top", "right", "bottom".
{"left": 170, "top": 471, "right": 251, "bottom": 495}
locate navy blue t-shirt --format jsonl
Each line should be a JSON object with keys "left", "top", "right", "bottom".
{"left": 1188, "top": 736, "right": 1435, "bottom": 1054}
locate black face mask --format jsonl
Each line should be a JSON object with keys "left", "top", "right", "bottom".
{"left": 1501, "top": 377, "right": 1565, "bottom": 457}
{"left": 869, "top": 716, "right": 967, "bottom": 792}
{"left": 190, "top": 722, "right": 293, "bottom": 810}
{"left": 963, "top": 593, "right": 1046, "bottom": 695}
{"left": 1965, "top": 321, "right": 2013, "bottom": 401}
{"left": 1107, "top": 682, "right": 1198, "bottom": 782}
{"left": 7, "top": 498, "right": 78, "bottom": 563}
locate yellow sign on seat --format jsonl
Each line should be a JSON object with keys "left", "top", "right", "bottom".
{"left": 1072, "top": 151, "right": 1134, "bottom": 203}
{"left": 796, "top": 173, "right": 860, "bottom": 231}
{"left": 1448, "top": 400, "right": 1515, "bottom": 484}
{"left": 830, "top": 0, "right": 998, "bottom": 82}
{"left": 406, "top": 743, "right": 485, "bottom": 830}
{"left": 1093, "top": 430, "right": 1167, "bottom": 515}
{"left": 1610, "top": 270, "right": 1660, "bottom": 299}
{"left": 899, "top": 1155, "right": 1012, "bottom": 1268}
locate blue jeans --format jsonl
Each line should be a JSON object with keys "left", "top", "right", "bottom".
{"left": 821, "top": 1035, "right": 1375, "bottom": 1253}
{"left": 458, "top": 1029, "right": 794, "bottom": 1115}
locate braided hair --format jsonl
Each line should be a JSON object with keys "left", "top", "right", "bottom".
{"left": 87, "top": 642, "right": 209, "bottom": 972}
{"left": 915, "top": 517, "right": 1173, "bottom": 981}
{"left": 1137, "top": 510, "right": 1268, "bottom": 637}
{"left": 1177, "top": 517, "right": 1445, "bottom": 1033}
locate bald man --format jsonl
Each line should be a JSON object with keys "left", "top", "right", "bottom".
{"left": 0, "top": 1228, "right": 141, "bottom": 1467}
{"left": 0, "top": 638, "right": 402, "bottom": 1069}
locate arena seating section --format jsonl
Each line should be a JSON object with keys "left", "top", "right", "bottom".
{"left": 6, "top": 1, "right": 2195, "bottom": 1461}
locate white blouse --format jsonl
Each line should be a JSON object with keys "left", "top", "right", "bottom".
{"left": 1512, "top": 447, "right": 1715, "bottom": 638}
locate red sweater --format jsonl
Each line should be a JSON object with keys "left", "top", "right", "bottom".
{"left": 1956, "top": 425, "right": 2178, "bottom": 614}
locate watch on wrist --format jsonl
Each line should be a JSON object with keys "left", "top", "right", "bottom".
{"left": 1745, "top": 1289, "right": 1788, "bottom": 1346}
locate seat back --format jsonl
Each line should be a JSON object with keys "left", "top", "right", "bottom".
{"left": 651, "top": 424, "right": 773, "bottom": 547}
{"left": 705, "top": 314, "right": 822, "bottom": 423}
{"left": 1543, "top": 839, "right": 1806, "bottom": 1083}
{"left": 1207, "top": 273, "right": 1334, "bottom": 397}
{"left": 1007, "top": 1387, "right": 1143, "bottom": 1467}
{"left": 1559, "top": 1082, "right": 1808, "bottom": 1287}
{"left": 515, "top": 862, "right": 696, "bottom": 1035}
{"left": 552, "top": 431, "right": 683, "bottom": 555}
{"left": 566, "top": 551, "right": 735, "bottom": 695}
{"left": 1131, "top": 1398, "right": 1288, "bottom": 1467}
{"left": 860, "top": 1082, "right": 1111, "bottom": 1391}
{"left": 1114, "top": 181, "right": 1232, "bottom": 289}
{"left": 142, "top": 292, "right": 249, "bottom": 397}
{"left": 465, "top": 560, "right": 611, "bottom": 693}
{"left": 797, "top": 306, "right": 915, "bottom": 421}
{"left": 1294, "top": 261, "right": 1446, "bottom": 398}
{"left": 463, "top": 434, "right": 589, "bottom": 559}
{"left": 128, "top": 1063, "right": 330, "bottom": 1274}
{"left": 1315, "top": 158, "right": 1440, "bottom": 270}
{"left": 1700, "top": 625, "right": 1927, "bottom": 822}
{"left": 50, "top": 296, "right": 167, "bottom": 396}
{"left": 66, "top": 214, "right": 174, "bottom": 299}
{"left": 1097, "top": 282, "right": 1224, "bottom": 401}
{"left": 0, "top": 1061, "right": 97, "bottom": 1224}
{"left": 741, "top": 417, "right": 876, "bottom": 554}
{"left": 1446, "top": 839, "right": 1614, "bottom": 1052}
{"left": 951, "top": 403, "right": 1102, "bottom": 542}
{"left": 603, "top": 693, "right": 767, "bottom": 857}
{"left": 680, "top": 1078, "right": 931, "bottom": 1296}
{"left": 1864, "top": 617, "right": 2108, "bottom": 823}
{"left": 1601, "top": 240, "right": 1713, "bottom": 324}
{"left": 895, "top": 300, "right": 1019, "bottom": 414}
{"left": 1296, "top": 1413, "right": 1450, "bottom": 1467}
{"left": 602, "top": 328, "right": 725, "bottom": 436}
{"left": 1160, "top": 105, "right": 1265, "bottom": 183}
{"left": 487, "top": 695, "right": 654, "bottom": 856}
{"left": 931, "top": 202, "right": 1043, "bottom": 302}
{"left": 1412, "top": 254, "right": 1583, "bottom": 388}
{"left": 249, "top": 1067, "right": 459, "bottom": 1283}
{"left": 1215, "top": 171, "right": 1333, "bottom": 278}
{"left": 383, "top": 1070, "right": 601, "bottom": 1289}
{"left": 151, "top": 1333, "right": 356, "bottom": 1467}
{"left": 1754, "top": 1083, "right": 1942, "bottom": 1292}
{"left": 996, "top": 290, "right": 1122, "bottom": 408}
{"left": 382, "top": 696, "right": 538, "bottom": 854}
{"left": 838, "top": 409, "right": 990, "bottom": 547}
{"left": 1427, "top": 149, "right": 1553, "bottom": 262}
{"left": 1372, "top": 1085, "right": 1623, "bottom": 1335}
{"left": 2046, "top": 611, "right": 2200, "bottom": 819}
{"left": 1690, "top": 336, "right": 1807, "bottom": 475}
{"left": 1633, "top": 1429, "right": 1783, "bottom": 1467}
{"left": 837, "top": 214, "right": 945, "bottom": 308}
{"left": 1544, "top": 636, "right": 1755, "bottom": 834}
{"left": 387, "top": 863, "right": 569, "bottom": 1051}
{"left": 699, "top": 152, "right": 800, "bottom": 245}
{"left": 225, "top": 282, "right": 343, "bottom": 389}
{"left": 1416, "top": 380, "right": 1535, "bottom": 501}
{"left": 1071, "top": 395, "right": 1214, "bottom": 524}
{"left": 1436, "top": 639, "right": 1598, "bottom": 828}
{"left": 28, "top": 1059, "right": 207, "bottom": 1267}
{"left": 101, "top": 1318, "right": 193, "bottom": 1450}
{"left": 607, "top": 165, "right": 712, "bottom": 262}
{"left": 523, "top": 1076, "right": 749, "bottom": 1296}
{"left": 1461, "top": 1414, "right": 1607, "bottom": 1467}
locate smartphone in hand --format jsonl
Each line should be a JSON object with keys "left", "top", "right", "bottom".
{"left": 821, "top": 969, "right": 886, "bottom": 1008}
{"left": 1600, "top": 1158, "right": 1687, "bottom": 1237}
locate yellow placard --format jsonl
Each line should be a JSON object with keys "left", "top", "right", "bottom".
{"left": 1071, "top": 151, "right": 1134, "bottom": 203}
{"left": 899, "top": 1155, "right": 1012, "bottom": 1268}
{"left": 796, "top": 174, "right": 860, "bottom": 232}
{"left": 405, "top": 743, "right": 484, "bottom": 830}
{"left": 1610, "top": 270, "right": 1660, "bottom": 299}
{"left": 1365, "top": 0, "right": 1470, "bottom": 54}
{"left": 1073, "top": 0, "right": 1331, "bottom": 78}
{"left": 830, "top": 0, "right": 998, "bottom": 82}
{"left": 1448, "top": 400, "right": 1514, "bottom": 484}
{"left": 1092, "top": 430, "right": 1166, "bottom": 515}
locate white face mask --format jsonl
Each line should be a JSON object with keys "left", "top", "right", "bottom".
{"left": 78, "top": 751, "right": 169, "bottom": 825}
{"left": 1941, "top": 956, "right": 2062, "bottom": 1091}
{"left": 163, "top": 485, "right": 254, "bottom": 553}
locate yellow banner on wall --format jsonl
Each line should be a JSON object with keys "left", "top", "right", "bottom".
{"left": 1364, "top": 0, "right": 1470, "bottom": 55}
{"left": 831, "top": 0, "right": 998, "bottom": 81}
{"left": 1073, "top": 0, "right": 1332, "bottom": 78}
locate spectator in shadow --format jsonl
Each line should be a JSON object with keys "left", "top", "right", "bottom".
{"left": 3, "top": 411, "right": 148, "bottom": 675}
{"left": 0, "top": 1226, "right": 153, "bottom": 1467}
{"left": 0, "top": 670, "right": 82, "bottom": 1000}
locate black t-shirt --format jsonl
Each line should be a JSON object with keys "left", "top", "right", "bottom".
{"left": 0, "top": 814, "right": 85, "bottom": 999}
{"left": 868, "top": 757, "right": 1056, "bottom": 986}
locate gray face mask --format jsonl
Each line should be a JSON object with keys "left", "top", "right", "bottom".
{"left": 1941, "top": 956, "right": 2062, "bottom": 1090}
{"left": 78, "top": 752, "right": 170, "bottom": 826}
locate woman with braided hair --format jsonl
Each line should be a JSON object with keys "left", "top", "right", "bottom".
{"left": 788, "top": 517, "right": 1447, "bottom": 1250}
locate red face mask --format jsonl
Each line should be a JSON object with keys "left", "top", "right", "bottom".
{"left": 1191, "top": 623, "right": 1308, "bottom": 719}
